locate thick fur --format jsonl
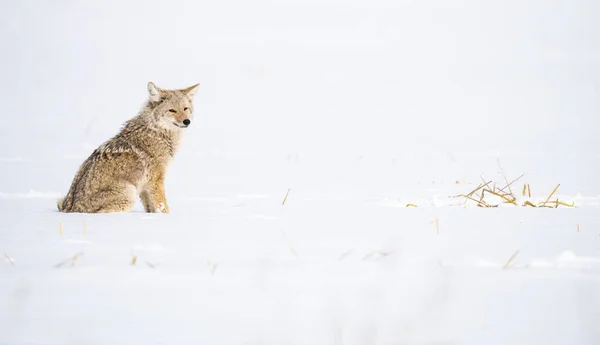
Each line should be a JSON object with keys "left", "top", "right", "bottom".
{"left": 57, "top": 82, "right": 200, "bottom": 213}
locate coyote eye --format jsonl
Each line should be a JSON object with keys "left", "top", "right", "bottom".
{"left": 168, "top": 109, "right": 177, "bottom": 113}
{"left": 184, "top": 107, "right": 189, "bottom": 111}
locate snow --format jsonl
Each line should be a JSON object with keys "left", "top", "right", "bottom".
{"left": 1, "top": 0, "right": 600, "bottom": 344}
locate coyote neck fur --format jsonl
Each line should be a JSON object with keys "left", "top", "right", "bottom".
{"left": 118, "top": 102, "right": 182, "bottom": 160}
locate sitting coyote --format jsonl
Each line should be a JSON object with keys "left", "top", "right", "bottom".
{"left": 57, "top": 82, "right": 200, "bottom": 213}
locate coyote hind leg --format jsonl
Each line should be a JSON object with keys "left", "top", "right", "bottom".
{"left": 95, "top": 198, "right": 135, "bottom": 213}
{"left": 90, "top": 185, "right": 137, "bottom": 213}
{"left": 139, "top": 190, "right": 153, "bottom": 213}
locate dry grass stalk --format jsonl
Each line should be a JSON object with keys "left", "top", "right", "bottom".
{"left": 497, "top": 173, "right": 524, "bottom": 196}
{"left": 476, "top": 177, "right": 494, "bottom": 204}
{"left": 557, "top": 201, "right": 575, "bottom": 207}
{"left": 459, "top": 194, "right": 492, "bottom": 207}
{"left": 60, "top": 222, "right": 63, "bottom": 237}
{"left": 338, "top": 249, "right": 353, "bottom": 261}
{"left": 70, "top": 254, "right": 81, "bottom": 267}
{"left": 55, "top": 252, "right": 84, "bottom": 268}
{"left": 281, "top": 231, "right": 299, "bottom": 258}
{"left": 456, "top": 171, "right": 572, "bottom": 208}
{"left": 497, "top": 159, "right": 514, "bottom": 197}
{"left": 83, "top": 220, "right": 87, "bottom": 235}
{"left": 540, "top": 184, "right": 560, "bottom": 206}
{"left": 130, "top": 249, "right": 137, "bottom": 265}
{"left": 479, "top": 176, "right": 492, "bottom": 189}
{"left": 282, "top": 188, "right": 291, "bottom": 205}
{"left": 476, "top": 203, "right": 498, "bottom": 207}
{"left": 405, "top": 203, "right": 418, "bottom": 207}
{"left": 206, "top": 260, "right": 219, "bottom": 275}
{"left": 468, "top": 182, "right": 484, "bottom": 197}
{"left": 428, "top": 217, "right": 440, "bottom": 234}
{"left": 577, "top": 224, "right": 580, "bottom": 232}
{"left": 362, "top": 250, "right": 391, "bottom": 261}
{"left": 146, "top": 262, "right": 161, "bottom": 269}
{"left": 451, "top": 182, "right": 484, "bottom": 199}
{"left": 503, "top": 250, "right": 519, "bottom": 269}
{"left": 477, "top": 178, "right": 493, "bottom": 195}
{"left": 4, "top": 253, "right": 15, "bottom": 266}
{"left": 483, "top": 189, "right": 517, "bottom": 205}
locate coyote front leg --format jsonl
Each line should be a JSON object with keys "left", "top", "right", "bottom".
{"left": 144, "top": 174, "right": 170, "bottom": 213}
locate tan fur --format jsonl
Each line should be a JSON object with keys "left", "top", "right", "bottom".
{"left": 57, "top": 82, "right": 200, "bottom": 213}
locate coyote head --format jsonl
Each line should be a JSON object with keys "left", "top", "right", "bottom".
{"left": 146, "top": 82, "right": 200, "bottom": 130}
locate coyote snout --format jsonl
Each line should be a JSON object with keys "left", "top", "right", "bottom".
{"left": 57, "top": 81, "right": 200, "bottom": 213}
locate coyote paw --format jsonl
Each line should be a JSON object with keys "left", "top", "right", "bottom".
{"left": 155, "top": 202, "right": 168, "bottom": 213}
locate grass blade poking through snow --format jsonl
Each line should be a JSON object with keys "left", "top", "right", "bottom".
{"left": 281, "top": 231, "right": 299, "bottom": 258}
{"left": 497, "top": 159, "right": 517, "bottom": 199}
{"left": 4, "top": 253, "right": 15, "bottom": 266}
{"left": 54, "top": 252, "right": 84, "bottom": 268}
{"left": 497, "top": 173, "right": 524, "bottom": 197}
{"left": 540, "top": 184, "right": 560, "bottom": 207}
{"left": 503, "top": 250, "right": 520, "bottom": 270}
{"left": 130, "top": 249, "right": 137, "bottom": 265}
{"left": 429, "top": 218, "right": 440, "bottom": 234}
{"left": 483, "top": 189, "right": 517, "bottom": 205}
{"left": 282, "top": 189, "right": 290, "bottom": 205}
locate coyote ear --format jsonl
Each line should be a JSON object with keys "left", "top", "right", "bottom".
{"left": 182, "top": 83, "right": 200, "bottom": 99}
{"left": 147, "top": 82, "right": 162, "bottom": 102}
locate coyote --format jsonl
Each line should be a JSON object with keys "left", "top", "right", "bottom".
{"left": 57, "top": 82, "right": 200, "bottom": 213}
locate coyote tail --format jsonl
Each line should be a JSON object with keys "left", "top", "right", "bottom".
{"left": 57, "top": 197, "right": 66, "bottom": 211}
